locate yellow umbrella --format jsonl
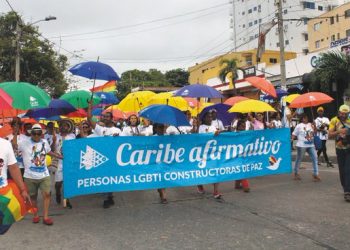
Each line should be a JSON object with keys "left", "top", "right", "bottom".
{"left": 146, "top": 92, "right": 189, "bottom": 111}
{"left": 228, "top": 100, "right": 276, "bottom": 113}
{"left": 118, "top": 91, "right": 156, "bottom": 112}
{"left": 284, "top": 94, "right": 300, "bottom": 103}
{"left": 190, "top": 102, "right": 214, "bottom": 116}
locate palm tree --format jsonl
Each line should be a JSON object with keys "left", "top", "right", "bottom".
{"left": 219, "top": 58, "right": 239, "bottom": 95}
{"left": 311, "top": 51, "right": 350, "bottom": 106}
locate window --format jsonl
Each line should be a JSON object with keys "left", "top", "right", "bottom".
{"left": 253, "top": 6, "right": 257, "bottom": 11}
{"left": 336, "top": 14, "right": 339, "bottom": 22}
{"left": 314, "top": 23, "right": 320, "bottom": 31}
{"left": 303, "top": 18, "right": 308, "bottom": 25}
{"left": 276, "top": 42, "right": 280, "bottom": 47}
{"left": 259, "top": 19, "right": 262, "bottom": 23}
{"left": 303, "top": 2, "right": 316, "bottom": 9}
{"left": 331, "top": 34, "right": 336, "bottom": 41}
{"left": 249, "top": 35, "right": 254, "bottom": 41}
{"left": 285, "top": 40, "right": 289, "bottom": 45}
{"left": 338, "top": 33, "right": 340, "bottom": 39}
{"left": 347, "top": 29, "right": 350, "bottom": 37}
{"left": 249, "top": 22, "right": 253, "bottom": 27}
{"left": 248, "top": 9, "right": 252, "bottom": 14}
{"left": 269, "top": 58, "right": 277, "bottom": 64}
{"left": 318, "top": 6, "right": 323, "bottom": 11}
{"left": 254, "top": 20, "right": 258, "bottom": 25}
{"left": 330, "top": 16, "right": 334, "bottom": 24}
{"left": 304, "top": 34, "right": 308, "bottom": 41}
{"left": 345, "top": 9, "right": 350, "bottom": 18}
{"left": 255, "top": 33, "right": 259, "bottom": 38}
{"left": 242, "top": 24, "right": 245, "bottom": 28}
{"left": 242, "top": 11, "right": 245, "bottom": 15}
{"left": 258, "top": 5, "right": 261, "bottom": 12}
{"left": 315, "top": 40, "right": 320, "bottom": 49}
{"left": 283, "top": 9, "right": 288, "bottom": 14}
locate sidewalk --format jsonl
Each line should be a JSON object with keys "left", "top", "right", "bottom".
{"left": 291, "top": 139, "right": 337, "bottom": 164}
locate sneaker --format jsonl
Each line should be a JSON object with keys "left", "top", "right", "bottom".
{"left": 66, "top": 200, "right": 73, "bottom": 209}
{"left": 294, "top": 173, "right": 301, "bottom": 180}
{"left": 43, "top": 217, "right": 54, "bottom": 226}
{"left": 327, "top": 162, "right": 334, "bottom": 168}
{"left": 312, "top": 175, "right": 321, "bottom": 182}
{"left": 243, "top": 187, "right": 250, "bottom": 193}
{"left": 32, "top": 216, "right": 40, "bottom": 224}
{"left": 317, "top": 162, "right": 321, "bottom": 166}
{"left": 103, "top": 198, "right": 114, "bottom": 209}
{"left": 213, "top": 192, "right": 222, "bottom": 199}
{"left": 197, "top": 185, "right": 205, "bottom": 194}
{"left": 160, "top": 198, "right": 168, "bottom": 204}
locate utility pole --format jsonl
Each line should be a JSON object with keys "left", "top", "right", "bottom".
{"left": 276, "top": 0, "right": 287, "bottom": 90}
{"left": 15, "top": 21, "right": 21, "bottom": 82}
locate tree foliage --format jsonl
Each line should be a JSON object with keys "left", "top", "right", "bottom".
{"left": 0, "top": 12, "right": 68, "bottom": 97}
{"left": 219, "top": 58, "right": 238, "bottom": 94}
{"left": 165, "top": 68, "right": 189, "bottom": 87}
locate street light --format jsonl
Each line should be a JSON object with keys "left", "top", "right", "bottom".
{"left": 15, "top": 16, "right": 57, "bottom": 81}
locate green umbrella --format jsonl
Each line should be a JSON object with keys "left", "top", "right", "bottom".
{"left": 0, "top": 82, "right": 51, "bottom": 110}
{"left": 60, "top": 90, "right": 101, "bottom": 108}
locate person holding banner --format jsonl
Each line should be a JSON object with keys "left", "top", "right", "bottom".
{"left": 87, "top": 102, "right": 121, "bottom": 208}
{"left": 292, "top": 114, "right": 320, "bottom": 182}
{"left": 138, "top": 118, "right": 153, "bottom": 136}
{"left": 153, "top": 123, "right": 168, "bottom": 204}
{"left": 197, "top": 112, "right": 222, "bottom": 199}
{"left": 121, "top": 115, "right": 141, "bottom": 136}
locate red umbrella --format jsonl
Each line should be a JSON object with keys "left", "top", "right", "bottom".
{"left": 66, "top": 109, "right": 87, "bottom": 118}
{"left": 103, "top": 109, "right": 126, "bottom": 120}
{"left": 289, "top": 92, "right": 334, "bottom": 108}
{"left": 0, "top": 89, "right": 13, "bottom": 109}
{"left": 223, "top": 96, "right": 249, "bottom": 106}
{"left": 245, "top": 76, "right": 277, "bottom": 98}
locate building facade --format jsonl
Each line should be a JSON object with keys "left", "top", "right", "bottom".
{"left": 230, "top": 0, "right": 344, "bottom": 54}
{"left": 308, "top": 2, "right": 350, "bottom": 52}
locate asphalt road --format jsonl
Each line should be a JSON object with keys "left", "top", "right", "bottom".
{"left": 2, "top": 162, "right": 349, "bottom": 250}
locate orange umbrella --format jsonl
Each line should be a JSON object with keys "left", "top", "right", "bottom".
{"left": 0, "top": 109, "right": 26, "bottom": 118}
{"left": 66, "top": 109, "right": 87, "bottom": 118}
{"left": 183, "top": 97, "right": 199, "bottom": 108}
{"left": 0, "top": 124, "right": 13, "bottom": 138}
{"left": 223, "top": 96, "right": 249, "bottom": 106}
{"left": 245, "top": 76, "right": 277, "bottom": 98}
{"left": 289, "top": 92, "right": 334, "bottom": 108}
{"left": 103, "top": 108, "right": 126, "bottom": 120}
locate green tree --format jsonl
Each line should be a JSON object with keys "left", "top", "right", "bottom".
{"left": 219, "top": 58, "right": 239, "bottom": 95}
{"left": 310, "top": 51, "right": 350, "bottom": 104}
{"left": 165, "top": 68, "right": 189, "bottom": 87}
{"left": 0, "top": 12, "right": 68, "bottom": 97}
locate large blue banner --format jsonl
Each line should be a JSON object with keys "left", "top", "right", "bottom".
{"left": 63, "top": 128, "right": 292, "bottom": 198}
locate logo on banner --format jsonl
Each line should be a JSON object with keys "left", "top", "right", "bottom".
{"left": 80, "top": 146, "right": 109, "bottom": 170}
{"left": 267, "top": 156, "right": 281, "bottom": 171}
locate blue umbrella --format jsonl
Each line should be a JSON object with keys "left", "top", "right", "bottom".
{"left": 139, "top": 104, "right": 190, "bottom": 127}
{"left": 95, "top": 92, "right": 119, "bottom": 105}
{"left": 173, "top": 84, "right": 223, "bottom": 98}
{"left": 92, "top": 108, "right": 103, "bottom": 116}
{"left": 262, "top": 89, "right": 288, "bottom": 100}
{"left": 69, "top": 61, "right": 120, "bottom": 81}
{"left": 25, "top": 99, "right": 77, "bottom": 119}
{"left": 199, "top": 103, "right": 236, "bottom": 126}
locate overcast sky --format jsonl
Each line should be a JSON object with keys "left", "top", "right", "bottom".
{"left": 1, "top": 0, "right": 232, "bottom": 89}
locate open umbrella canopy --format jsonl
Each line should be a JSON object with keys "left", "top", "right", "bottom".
{"left": 183, "top": 97, "right": 199, "bottom": 108}
{"left": 25, "top": 99, "right": 77, "bottom": 119}
{"left": 60, "top": 90, "right": 101, "bottom": 109}
{"left": 245, "top": 77, "right": 277, "bottom": 98}
{"left": 69, "top": 61, "right": 120, "bottom": 81}
{"left": 262, "top": 89, "right": 288, "bottom": 100}
{"left": 103, "top": 108, "right": 127, "bottom": 120}
{"left": 0, "top": 109, "right": 26, "bottom": 118}
{"left": 199, "top": 103, "right": 236, "bottom": 126}
{"left": 289, "top": 92, "right": 334, "bottom": 108}
{"left": 223, "top": 96, "right": 249, "bottom": 106}
{"left": 94, "top": 92, "right": 119, "bottom": 105}
{"left": 174, "top": 84, "right": 223, "bottom": 98}
{"left": 65, "top": 108, "right": 87, "bottom": 118}
{"left": 0, "top": 82, "right": 50, "bottom": 109}
{"left": 118, "top": 91, "right": 156, "bottom": 112}
{"left": 0, "top": 88, "right": 13, "bottom": 109}
{"left": 146, "top": 92, "right": 189, "bottom": 111}
{"left": 139, "top": 104, "right": 190, "bottom": 127}
{"left": 284, "top": 94, "right": 300, "bottom": 103}
{"left": 229, "top": 99, "right": 276, "bottom": 113}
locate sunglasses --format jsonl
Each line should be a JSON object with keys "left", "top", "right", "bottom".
{"left": 31, "top": 132, "right": 42, "bottom": 136}
{"left": 82, "top": 126, "right": 89, "bottom": 129}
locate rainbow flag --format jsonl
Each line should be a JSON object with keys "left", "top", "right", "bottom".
{"left": 0, "top": 180, "right": 34, "bottom": 234}
{"left": 90, "top": 80, "right": 117, "bottom": 93}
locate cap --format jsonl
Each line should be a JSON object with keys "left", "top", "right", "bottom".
{"left": 31, "top": 123, "right": 42, "bottom": 131}
{"left": 339, "top": 104, "right": 350, "bottom": 113}
{"left": 317, "top": 106, "right": 324, "bottom": 112}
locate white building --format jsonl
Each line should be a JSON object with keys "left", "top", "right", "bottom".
{"left": 230, "top": 0, "right": 349, "bottom": 54}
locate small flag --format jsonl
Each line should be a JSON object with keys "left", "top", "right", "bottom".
{"left": 257, "top": 20, "right": 277, "bottom": 60}
{"left": 90, "top": 80, "right": 117, "bottom": 93}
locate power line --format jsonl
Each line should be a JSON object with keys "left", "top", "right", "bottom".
{"left": 47, "top": 2, "right": 230, "bottom": 39}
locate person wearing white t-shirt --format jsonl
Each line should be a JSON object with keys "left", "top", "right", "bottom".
{"left": 14, "top": 124, "right": 63, "bottom": 226}
{"left": 0, "top": 137, "right": 30, "bottom": 199}
{"left": 88, "top": 101, "right": 121, "bottom": 208}
{"left": 292, "top": 114, "right": 320, "bottom": 182}
{"left": 138, "top": 118, "right": 153, "bottom": 136}
{"left": 315, "top": 107, "right": 333, "bottom": 167}
{"left": 197, "top": 112, "right": 222, "bottom": 199}
{"left": 121, "top": 115, "right": 141, "bottom": 136}
{"left": 211, "top": 109, "right": 225, "bottom": 131}
{"left": 52, "top": 119, "right": 76, "bottom": 209}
